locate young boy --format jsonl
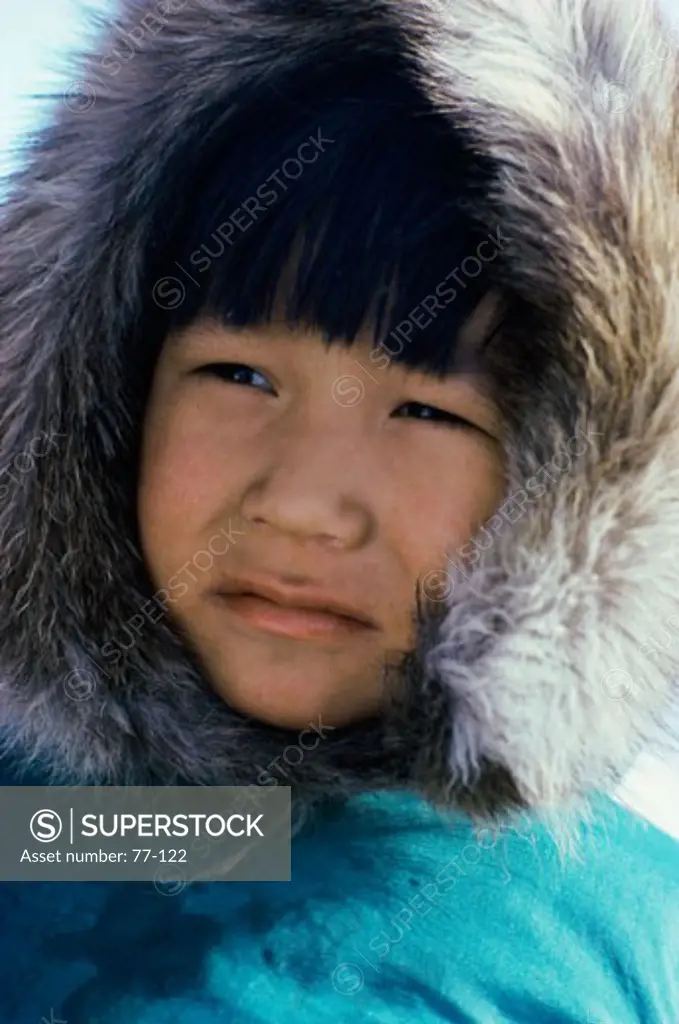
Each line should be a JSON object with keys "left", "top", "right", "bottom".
{"left": 0, "top": 0, "right": 677, "bottom": 1021}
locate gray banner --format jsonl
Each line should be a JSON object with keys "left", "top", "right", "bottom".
{"left": 0, "top": 786, "right": 290, "bottom": 882}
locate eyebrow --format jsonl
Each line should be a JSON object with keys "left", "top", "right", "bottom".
{"left": 168, "top": 318, "right": 300, "bottom": 349}
{"left": 437, "top": 372, "right": 500, "bottom": 417}
{"left": 433, "top": 361, "right": 503, "bottom": 422}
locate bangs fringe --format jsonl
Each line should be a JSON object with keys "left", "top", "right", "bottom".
{"left": 142, "top": 51, "right": 500, "bottom": 376}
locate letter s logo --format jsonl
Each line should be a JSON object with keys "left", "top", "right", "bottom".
{"left": 30, "top": 809, "right": 63, "bottom": 842}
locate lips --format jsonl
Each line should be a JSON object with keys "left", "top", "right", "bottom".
{"left": 211, "top": 576, "right": 379, "bottom": 640}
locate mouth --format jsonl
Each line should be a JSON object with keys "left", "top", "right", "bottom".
{"left": 211, "top": 578, "right": 379, "bottom": 641}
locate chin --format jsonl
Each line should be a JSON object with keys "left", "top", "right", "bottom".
{"left": 208, "top": 669, "right": 381, "bottom": 732}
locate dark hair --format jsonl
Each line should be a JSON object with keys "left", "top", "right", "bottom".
{"left": 135, "top": 48, "right": 499, "bottom": 389}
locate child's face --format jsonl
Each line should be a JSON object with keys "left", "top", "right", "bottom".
{"left": 137, "top": 310, "right": 505, "bottom": 729}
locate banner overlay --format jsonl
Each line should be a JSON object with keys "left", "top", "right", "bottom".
{"left": 0, "top": 786, "right": 290, "bottom": 882}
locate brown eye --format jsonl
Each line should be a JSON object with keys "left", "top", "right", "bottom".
{"left": 194, "top": 363, "right": 276, "bottom": 394}
{"left": 393, "top": 401, "right": 474, "bottom": 429}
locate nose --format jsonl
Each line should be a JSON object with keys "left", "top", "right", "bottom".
{"left": 239, "top": 432, "right": 374, "bottom": 550}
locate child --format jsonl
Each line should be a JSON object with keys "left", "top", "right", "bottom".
{"left": 0, "top": 0, "right": 677, "bottom": 1021}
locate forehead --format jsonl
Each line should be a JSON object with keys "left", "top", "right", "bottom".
{"left": 171, "top": 288, "right": 504, "bottom": 362}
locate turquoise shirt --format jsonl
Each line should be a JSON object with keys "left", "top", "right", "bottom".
{"left": 1, "top": 785, "right": 677, "bottom": 1023}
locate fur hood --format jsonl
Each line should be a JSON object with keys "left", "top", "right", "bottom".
{"left": 1, "top": 0, "right": 679, "bottom": 820}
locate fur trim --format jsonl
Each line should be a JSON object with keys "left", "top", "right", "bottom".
{"left": 1, "top": 0, "right": 678, "bottom": 819}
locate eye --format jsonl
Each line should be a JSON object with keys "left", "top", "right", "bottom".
{"left": 193, "top": 362, "right": 276, "bottom": 394}
{"left": 393, "top": 401, "right": 476, "bottom": 429}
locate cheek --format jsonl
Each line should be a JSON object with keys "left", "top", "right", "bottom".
{"left": 137, "top": 398, "right": 245, "bottom": 576}
{"left": 395, "top": 439, "right": 505, "bottom": 578}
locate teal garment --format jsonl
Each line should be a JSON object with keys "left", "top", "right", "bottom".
{"left": 1, "top": 788, "right": 678, "bottom": 1023}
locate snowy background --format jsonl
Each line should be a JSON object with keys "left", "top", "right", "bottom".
{"left": 0, "top": 0, "right": 114, "bottom": 181}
